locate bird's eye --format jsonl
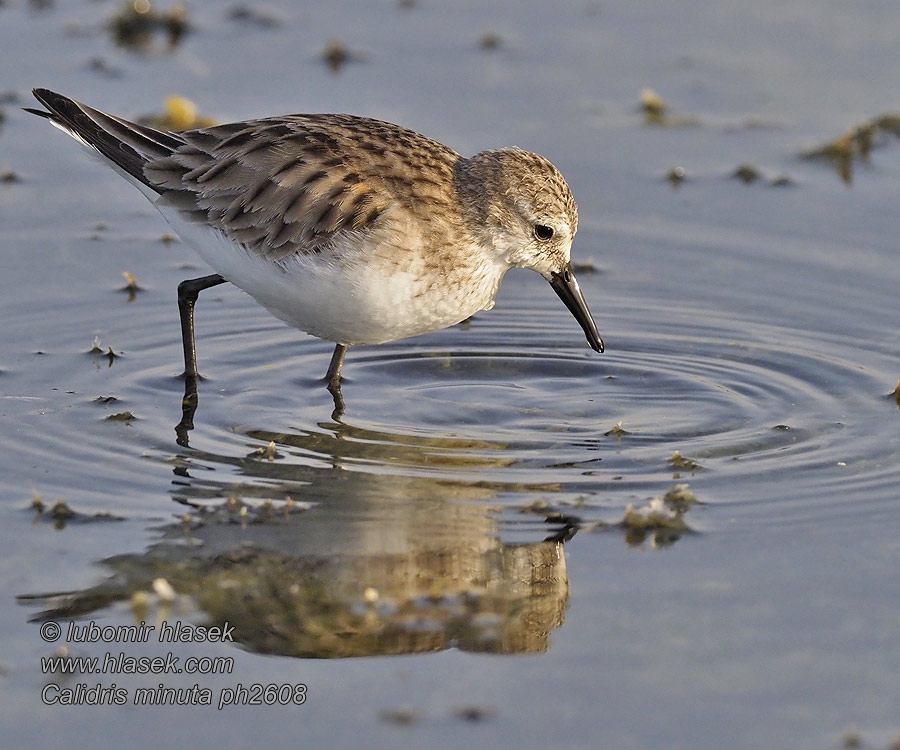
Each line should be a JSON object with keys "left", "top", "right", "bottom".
{"left": 534, "top": 224, "right": 554, "bottom": 241}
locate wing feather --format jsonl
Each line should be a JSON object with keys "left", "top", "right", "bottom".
{"left": 30, "top": 89, "right": 462, "bottom": 262}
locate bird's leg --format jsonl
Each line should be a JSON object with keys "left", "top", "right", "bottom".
{"left": 174, "top": 274, "right": 225, "bottom": 447}
{"left": 175, "top": 377, "right": 198, "bottom": 448}
{"left": 325, "top": 343, "right": 348, "bottom": 419}
{"left": 177, "top": 274, "right": 227, "bottom": 382}
{"left": 325, "top": 343, "right": 348, "bottom": 387}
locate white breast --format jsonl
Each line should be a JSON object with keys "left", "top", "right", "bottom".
{"left": 155, "top": 201, "right": 506, "bottom": 345}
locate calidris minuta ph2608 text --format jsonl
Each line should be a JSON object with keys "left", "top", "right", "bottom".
{"left": 27, "top": 88, "right": 603, "bottom": 405}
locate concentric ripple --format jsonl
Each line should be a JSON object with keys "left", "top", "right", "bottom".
{"left": 3, "top": 260, "right": 897, "bottom": 533}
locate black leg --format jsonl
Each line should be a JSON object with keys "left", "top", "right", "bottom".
{"left": 325, "top": 343, "right": 348, "bottom": 419}
{"left": 175, "top": 377, "right": 198, "bottom": 448}
{"left": 325, "top": 343, "right": 348, "bottom": 387}
{"left": 177, "top": 274, "right": 227, "bottom": 382}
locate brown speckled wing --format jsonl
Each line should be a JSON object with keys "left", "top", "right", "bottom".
{"left": 145, "top": 114, "right": 460, "bottom": 261}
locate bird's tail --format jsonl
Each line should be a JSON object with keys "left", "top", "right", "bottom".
{"left": 26, "top": 88, "right": 185, "bottom": 194}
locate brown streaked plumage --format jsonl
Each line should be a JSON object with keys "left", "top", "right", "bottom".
{"left": 27, "top": 88, "right": 603, "bottom": 411}
{"left": 147, "top": 113, "right": 459, "bottom": 262}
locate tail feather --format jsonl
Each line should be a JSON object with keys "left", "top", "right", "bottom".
{"left": 28, "top": 88, "right": 186, "bottom": 195}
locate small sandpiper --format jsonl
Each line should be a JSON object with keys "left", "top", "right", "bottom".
{"left": 27, "top": 88, "right": 603, "bottom": 401}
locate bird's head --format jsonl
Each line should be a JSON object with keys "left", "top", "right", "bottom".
{"left": 457, "top": 147, "right": 603, "bottom": 353}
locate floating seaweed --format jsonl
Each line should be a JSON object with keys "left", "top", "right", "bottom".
{"left": 87, "top": 336, "right": 120, "bottom": 367}
{"left": 584, "top": 484, "right": 700, "bottom": 548}
{"left": 119, "top": 270, "right": 143, "bottom": 301}
{"left": 479, "top": 33, "right": 502, "bottom": 51}
{"left": 138, "top": 95, "right": 217, "bottom": 131}
{"left": 639, "top": 87, "right": 666, "bottom": 124}
{"left": 226, "top": 4, "right": 281, "bottom": 28}
{"left": 106, "top": 411, "right": 136, "bottom": 423}
{"left": 321, "top": 40, "right": 365, "bottom": 73}
{"left": 604, "top": 420, "right": 630, "bottom": 438}
{"left": 571, "top": 258, "right": 599, "bottom": 274}
{"left": 109, "top": 0, "right": 189, "bottom": 53}
{"left": 29, "top": 493, "right": 125, "bottom": 529}
{"left": 619, "top": 485, "right": 698, "bottom": 547}
{"left": 769, "top": 174, "right": 795, "bottom": 187}
{"left": 87, "top": 56, "right": 124, "bottom": 78}
{"left": 731, "top": 164, "right": 795, "bottom": 187}
{"left": 380, "top": 707, "right": 419, "bottom": 726}
{"left": 668, "top": 450, "right": 703, "bottom": 472}
{"left": 801, "top": 113, "right": 900, "bottom": 185}
{"left": 639, "top": 88, "right": 699, "bottom": 127}
{"left": 250, "top": 440, "right": 281, "bottom": 461}
{"left": 454, "top": 705, "right": 495, "bottom": 722}
{"left": 731, "top": 164, "right": 761, "bottom": 184}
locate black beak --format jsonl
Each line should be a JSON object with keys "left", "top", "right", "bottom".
{"left": 549, "top": 262, "right": 604, "bottom": 353}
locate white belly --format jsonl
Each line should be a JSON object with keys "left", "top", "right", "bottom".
{"left": 157, "top": 204, "right": 505, "bottom": 345}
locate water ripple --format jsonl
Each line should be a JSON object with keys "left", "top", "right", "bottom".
{"left": 2, "top": 268, "right": 896, "bottom": 534}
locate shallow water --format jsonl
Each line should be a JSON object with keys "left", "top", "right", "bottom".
{"left": 1, "top": 0, "right": 899, "bottom": 748}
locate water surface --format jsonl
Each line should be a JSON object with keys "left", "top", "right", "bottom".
{"left": 1, "top": 1, "right": 899, "bottom": 748}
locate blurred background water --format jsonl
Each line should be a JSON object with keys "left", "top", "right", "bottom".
{"left": 1, "top": 1, "right": 899, "bottom": 748}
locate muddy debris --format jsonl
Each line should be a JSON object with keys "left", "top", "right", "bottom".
{"left": 571, "top": 258, "right": 599, "bottom": 274}
{"left": 380, "top": 707, "right": 419, "bottom": 726}
{"left": 769, "top": 174, "right": 795, "bottom": 187}
{"left": 665, "top": 166, "right": 687, "bottom": 187}
{"left": 604, "top": 420, "right": 630, "bottom": 438}
{"left": 88, "top": 336, "right": 121, "bottom": 367}
{"left": 586, "top": 484, "right": 700, "bottom": 548}
{"left": 30, "top": 494, "right": 125, "bottom": 528}
{"left": 321, "top": 40, "right": 364, "bottom": 73}
{"left": 620, "top": 486, "right": 697, "bottom": 547}
{"left": 106, "top": 411, "right": 136, "bottom": 423}
{"left": 226, "top": 4, "right": 281, "bottom": 28}
{"left": 109, "top": 0, "right": 190, "bottom": 53}
{"left": 668, "top": 450, "right": 703, "bottom": 472}
{"left": 732, "top": 164, "right": 761, "bottom": 184}
{"left": 801, "top": 112, "right": 900, "bottom": 185}
{"left": 87, "top": 56, "right": 124, "bottom": 78}
{"left": 479, "top": 32, "right": 502, "bottom": 51}
{"left": 454, "top": 705, "right": 495, "bottom": 722}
